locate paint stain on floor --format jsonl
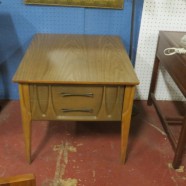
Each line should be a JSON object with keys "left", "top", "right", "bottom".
{"left": 1, "top": 101, "right": 186, "bottom": 186}
{"left": 42, "top": 141, "right": 77, "bottom": 186}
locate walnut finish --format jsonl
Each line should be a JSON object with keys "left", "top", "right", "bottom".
{"left": 0, "top": 174, "right": 35, "bottom": 186}
{"left": 13, "top": 34, "right": 138, "bottom": 85}
{"left": 13, "top": 34, "right": 139, "bottom": 163}
{"left": 148, "top": 31, "right": 186, "bottom": 169}
{"left": 29, "top": 84, "right": 124, "bottom": 121}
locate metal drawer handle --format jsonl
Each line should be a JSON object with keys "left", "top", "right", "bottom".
{"left": 61, "top": 93, "right": 94, "bottom": 97}
{"left": 61, "top": 108, "right": 93, "bottom": 113}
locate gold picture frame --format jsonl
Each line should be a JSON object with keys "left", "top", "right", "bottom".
{"left": 24, "top": 0, "right": 124, "bottom": 9}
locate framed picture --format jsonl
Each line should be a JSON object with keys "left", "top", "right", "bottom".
{"left": 24, "top": 0, "right": 124, "bottom": 9}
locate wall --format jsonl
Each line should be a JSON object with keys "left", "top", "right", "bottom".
{"left": 0, "top": 0, "right": 143, "bottom": 100}
{"left": 135, "top": 0, "right": 186, "bottom": 101}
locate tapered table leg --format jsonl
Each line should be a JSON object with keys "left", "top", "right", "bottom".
{"left": 172, "top": 111, "right": 186, "bottom": 169}
{"left": 147, "top": 56, "right": 160, "bottom": 105}
{"left": 121, "top": 86, "right": 135, "bottom": 163}
{"left": 19, "top": 84, "right": 32, "bottom": 163}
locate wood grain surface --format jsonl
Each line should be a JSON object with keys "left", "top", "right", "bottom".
{"left": 13, "top": 34, "right": 139, "bottom": 85}
{"left": 24, "top": 0, "right": 124, "bottom": 9}
{"left": 13, "top": 34, "right": 139, "bottom": 164}
{"left": 0, "top": 174, "right": 35, "bottom": 186}
{"left": 29, "top": 84, "right": 124, "bottom": 121}
{"left": 157, "top": 31, "right": 186, "bottom": 97}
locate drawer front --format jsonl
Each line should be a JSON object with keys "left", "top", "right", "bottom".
{"left": 29, "top": 85, "right": 124, "bottom": 121}
{"left": 52, "top": 85, "right": 103, "bottom": 116}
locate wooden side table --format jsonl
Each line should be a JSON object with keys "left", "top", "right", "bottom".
{"left": 13, "top": 34, "right": 139, "bottom": 163}
{"left": 148, "top": 31, "right": 186, "bottom": 169}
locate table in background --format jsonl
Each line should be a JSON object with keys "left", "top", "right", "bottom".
{"left": 148, "top": 31, "right": 186, "bottom": 169}
{"left": 13, "top": 34, "right": 139, "bottom": 163}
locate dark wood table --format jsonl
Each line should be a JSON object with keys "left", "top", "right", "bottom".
{"left": 13, "top": 34, "right": 139, "bottom": 163}
{"left": 148, "top": 31, "right": 186, "bottom": 169}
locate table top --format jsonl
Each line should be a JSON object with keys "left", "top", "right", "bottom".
{"left": 13, "top": 34, "right": 139, "bottom": 85}
{"left": 157, "top": 31, "right": 186, "bottom": 97}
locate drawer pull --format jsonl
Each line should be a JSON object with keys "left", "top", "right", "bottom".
{"left": 61, "top": 108, "right": 93, "bottom": 113}
{"left": 61, "top": 93, "right": 93, "bottom": 97}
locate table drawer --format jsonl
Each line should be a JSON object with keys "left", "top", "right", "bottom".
{"left": 29, "top": 85, "right": 124, "bottom": 121}
{"left": 51, "top": 85, "right": 103, "bottom": 116}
